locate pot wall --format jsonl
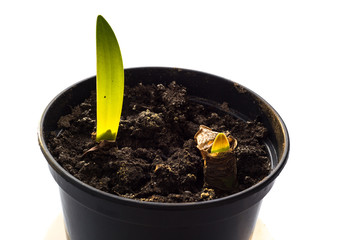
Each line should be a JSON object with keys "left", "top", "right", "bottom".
{"left": 59, "top": 183, "right": 266, "bottom": 240}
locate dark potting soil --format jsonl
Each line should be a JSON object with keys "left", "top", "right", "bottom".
{"left": 47, "top": 81, "right": 271, "bottom": 203}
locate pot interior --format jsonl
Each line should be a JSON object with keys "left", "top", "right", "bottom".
{"left": 40, "top": 67, "right": 289, "bottom": 200}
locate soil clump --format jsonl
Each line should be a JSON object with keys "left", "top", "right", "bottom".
{"left": 47, "top": 81, "right": 271, "bottom": 203}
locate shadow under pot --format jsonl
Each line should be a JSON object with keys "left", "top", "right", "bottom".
{"left": 38, "top": 67, "right": 289, "bottom": 240}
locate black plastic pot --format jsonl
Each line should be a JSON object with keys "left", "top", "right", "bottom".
{"left": 39, "top": 67, "right": 289, "bottom": 240}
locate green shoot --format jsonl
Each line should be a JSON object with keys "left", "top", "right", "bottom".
{"left": 96, "top": 15, "right": 124, "bottom": 142}
{"left": 211, "top": 133, "right": 230, "bottom": 153}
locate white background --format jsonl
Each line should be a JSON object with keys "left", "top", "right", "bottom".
{"left": 1, "top": 1, "right": 359, "bottom": 239}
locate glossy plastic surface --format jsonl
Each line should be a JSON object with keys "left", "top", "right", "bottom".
{"left": 39, "top": 67, "right": 289, "bottom": 240}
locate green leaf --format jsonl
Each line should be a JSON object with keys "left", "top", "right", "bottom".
{"left": 211, "top": 133, "right": 230, "bottom": 153}
{"left": 96, "top": 15, "right": 124, "bottom": 142}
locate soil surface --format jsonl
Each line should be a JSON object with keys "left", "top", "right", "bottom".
{"left": 47, "top": 81, "right": 271, "bottom": 203}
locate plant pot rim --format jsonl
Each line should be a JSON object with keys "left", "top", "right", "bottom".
{"left": 38, "top": 66, "right": 289, "bottom": 210}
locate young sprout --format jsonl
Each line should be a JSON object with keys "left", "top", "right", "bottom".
{"left": 211, "top": 133, "right": 230, "bottom": 153}
{"left": 96, "top": 15, "right": 124, "bottom": 142}
{"left": 194, "top": 125, "right": 238, "bottom": 192}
